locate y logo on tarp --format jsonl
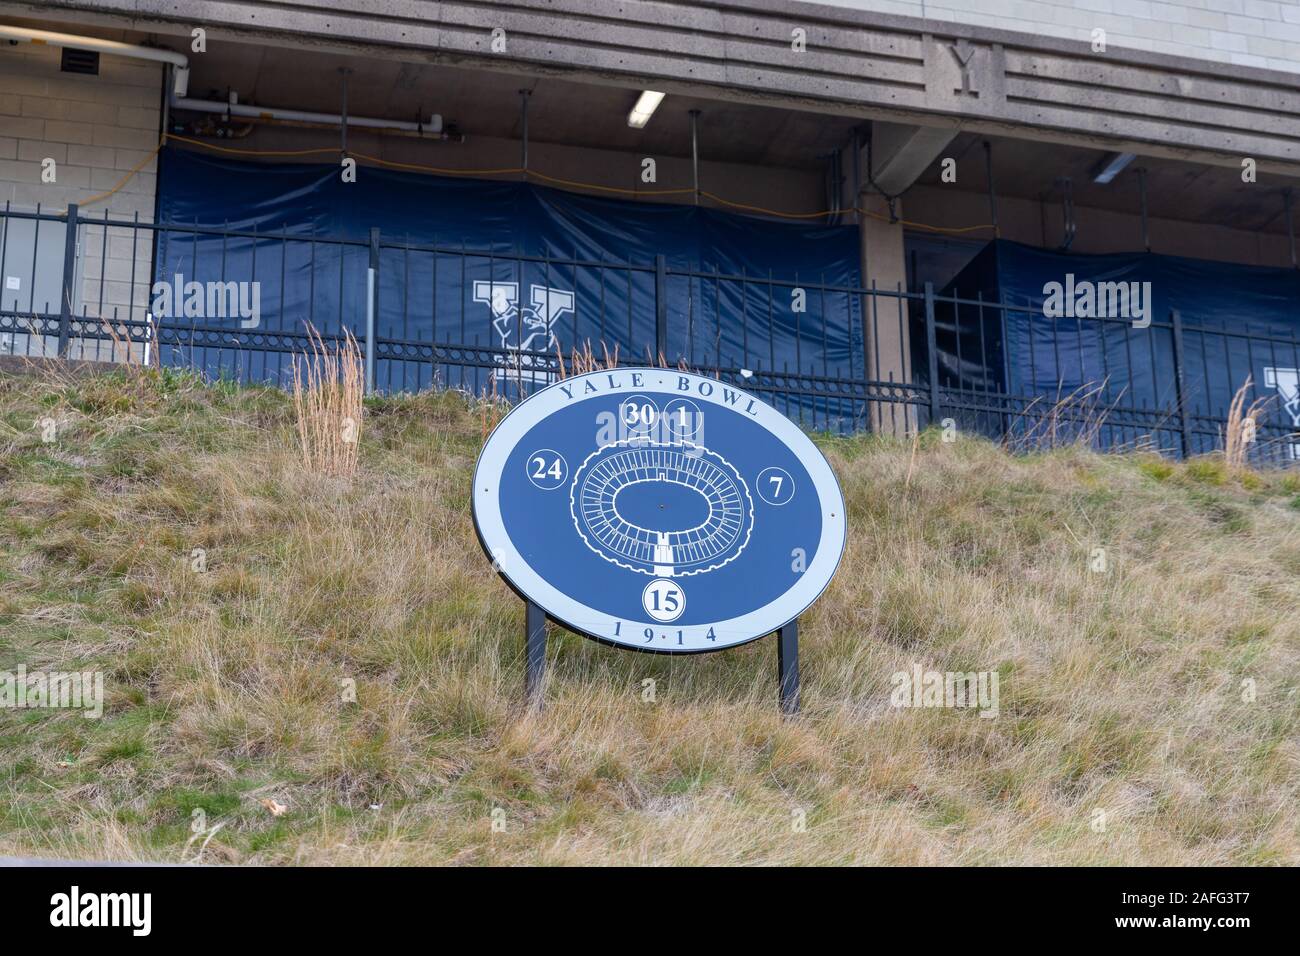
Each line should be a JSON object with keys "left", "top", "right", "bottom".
{"left": 1264, "top": 367, "right": 1300, "bottom": 459}
{"left": 473, "top": 281, "right": 574, "bottom": 385}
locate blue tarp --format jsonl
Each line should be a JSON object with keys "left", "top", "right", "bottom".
{"left": 154, "top": 147, "right": 863, "bottom": 410}
{"left": 927, "top": 240, "right": 1300, "bottom": 454}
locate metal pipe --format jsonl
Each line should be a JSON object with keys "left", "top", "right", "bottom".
{"left": 161, "top": 65, "right": 172, "bottom": 135}
{"left": 689, "top": 109, "right": 700, "bottom": 204}
{"left": 1286, "top": 188, "right": 1296, "bottom": 268}
{"left": 1137, "top": 167, "right": 1150, "bottom": 252}
{"left": 0, "top": 25, "right": 189, "bottom": 95}
{"left": 366, "top": 227, "right": 379, "bottom": 394}
{"left": 983, "top": 140, "right": 999, "bottom": 238}
{"left": 170, "top": 94, "right": 441, "bottom": 134}
{"left": 1058, "top": 177, "right": 1076, "bottom": 251}
{"left": 339, "top": 68, "right": 350, "bottom": 158}
{"left": 851, "top": 129, "right": 862, "bottom": 224}
{"left": 365, "top": 267, "right": 376, "bottom": 394}
{"left": 520, "top": 89, "right": 531, "bottom": 171}
{"left": 828, "top": 148, "right": 841, "bottom": 224}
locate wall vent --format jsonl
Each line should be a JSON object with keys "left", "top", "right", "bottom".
{"left": 60, "top": 48, "right": 100, "bottom": 75}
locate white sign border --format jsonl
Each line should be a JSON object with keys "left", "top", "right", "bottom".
{"left": 472, "top": 368, "right": 847, "bottom": 653}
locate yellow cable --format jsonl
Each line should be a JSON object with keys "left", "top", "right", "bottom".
{"left": 866, "top": 212, "right": 998, "bottom": 235}
{"left": 528, "top": 169, "right": 695, "bottom": 197}
{"left": 350, "top": 151, "right": 525, "bottom": 177}
{"left": 704, "top": 190, "right": 996, "bottom": 234}
{"left": 72, "top": 132, "right": 998, "bottom": 237}
{"left": 59, "top": 137, "right": 165, "bottom": 213}
{"left": 165, "top": 133, "right": 339, "bottom": 158}
{"left": 700, "top": 190, "right": 842, "bottom": 220}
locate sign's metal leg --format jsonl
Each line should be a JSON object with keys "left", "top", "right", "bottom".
{"left": 525, "top": 600, "right": 547, "bottom": 706}
{"left": 777, "top": 619, "right": 799, "bottom": 715}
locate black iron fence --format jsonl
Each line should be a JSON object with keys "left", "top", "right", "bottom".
{"left": 2, "top": 203, "right": 1297, "bottom": 466}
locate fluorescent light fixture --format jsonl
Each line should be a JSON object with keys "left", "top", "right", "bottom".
{"left": 627, "top": 90, "right": 665, "bottom": 129}
{"left": 1091, "top": 151, "right": 1136, "bottom": 184}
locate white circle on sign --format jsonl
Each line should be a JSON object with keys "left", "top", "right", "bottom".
{"left": 526, "top": 449, "right": 568, "bottom": 490}
{"left": 664, "top": 398, "right": 703, "bottom": 441}
{"left": 756, "top": 466, "right": 795, "bottom": 505}
{"left": 642, "top": 578, "right": 685, "bottom": 622}
{"left": 619, "top": 395, "right": 658, "bottom": 438}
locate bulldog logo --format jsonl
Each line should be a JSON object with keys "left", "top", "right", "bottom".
{"left": 473, "top": 280, "right": 574, "bottom": 354}
{"left": 1263, "top": 367, "right": 1300, "bottom": 460}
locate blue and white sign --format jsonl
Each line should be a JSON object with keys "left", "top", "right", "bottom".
{"left": 473, "top": 369, "right": 847, "bottom": 653}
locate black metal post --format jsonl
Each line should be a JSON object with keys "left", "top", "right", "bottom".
{"left": 1137, "top": 167, "right": 1150, "bottom": 252}
{"left": 689, "top": 110, "right": 700, "bottom": 205}
{"left": 524, "top": 600, "right": 547, "bottom": 705}
{"left": 654, "top": 253, "right": 667, "bottom": 362}
{"left": 1285, "top": 188, "right": 1296, "bottom": 269}
{"left": 338, "top": 68, "right": 351, "bottom": 161}
{"left": 982, "top": 140, "right": 999, "bottom": 238}
{"left": 924, "top": 281, "right": 940, "bottom": 427}
{"left": 777, "top": 619, "right": 799, "bottom": 715}
{"left": 365, "top": 227, "right": 379, "bottom": 394}
{"left": 998, "top": 292, "right": 1013, "bottom": 440}
{"left": 57, "top": 203, "right": 78, "bottom": 359}
{"left": 1170, "top": 308, "right": 1193, "bottom": 459}
{"left": 519, "top": 89, "right": 531, "bottom": 172}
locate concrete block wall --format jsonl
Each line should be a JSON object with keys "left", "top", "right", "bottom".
{"left": 809, "top": 0, "right": 1300, "bottom": 73}
{"left": 0, "top": 39, "right": 161, "bottom": 359}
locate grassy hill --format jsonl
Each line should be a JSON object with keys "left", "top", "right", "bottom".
{"left": 1, "top": 365, "right": 1297, "bottom": 865}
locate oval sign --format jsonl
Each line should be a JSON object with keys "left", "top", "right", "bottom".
{"left": 473, "top": 369, "right": 847, "bottom": 653}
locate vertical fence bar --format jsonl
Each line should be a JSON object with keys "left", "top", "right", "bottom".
{"left": 1170, "top": 308, "right": 1193, "bottom": 459}
{"left": 366, "top": 227, "right": 379, "bottom": 395}
{"left": 654, "top": 254, "right": 667, "bottom": 361}
{"left": 58, "top": 203, "right": 78, "bottom": 358}
{"left": 924, "top": 281, "right": 939, "bottom": 426}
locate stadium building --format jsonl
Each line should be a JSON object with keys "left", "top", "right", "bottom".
{"left": 2, "top": 0, "right": 1299, "bottom": 459}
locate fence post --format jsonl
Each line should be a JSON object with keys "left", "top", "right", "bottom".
{"left": 997, "top": 292, "right": 1013, "bottom": 440}
{"left": 654, "top": 254, "right": 667, "bottom": 363}
{"left": 924, "top": 281, "right": 940, "bottom": 427}
{"left": 58, "top": 203, "right": 78, "bottom": 359}
{"left": 365, "top": 227, "right": 378, "bottom": 395}
{"left": 1170, "top": 308, "right": 1193, "bottom": 459}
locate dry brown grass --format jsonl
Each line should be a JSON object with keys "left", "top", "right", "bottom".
{"left": 1004, "top": 381, "right": 1123, "bottom": 454}
{"left": 555, "top": 339, "right": 619, "bottom": 379}
{"left": 291, "top": 324, "right": 364, "bottom": 478}
{"left": 0, "top": 367, "right": 1297, "bottom": 865}
{"left": 1223, "top": 377, "right": 1272, "bottom": 472}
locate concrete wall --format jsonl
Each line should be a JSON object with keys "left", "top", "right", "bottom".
{"left": 0, "top": 40, "right": 161, "bottom": 358}
{"left": 809, "top": 0, "right": 1300, "bottom": 73}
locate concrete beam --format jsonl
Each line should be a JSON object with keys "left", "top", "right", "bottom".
{"left": 867, "top": 121, "right": 958, "bottom": 197}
